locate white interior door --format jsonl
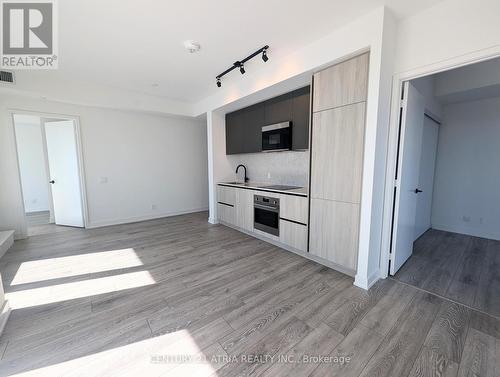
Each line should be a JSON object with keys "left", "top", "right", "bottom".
{"left": 44, "top": 120, "right": 84, "bottom": 227}
{"left": 414, "top": 116, "right": 439, "bottom": 239}
{"left": 390, "top": 82, "right": 425, "bottom": 274}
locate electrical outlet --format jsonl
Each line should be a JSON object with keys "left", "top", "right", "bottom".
{"left": 267, "top": 172, "right": 271, "bottom": 179}
{"left": 462, "top": 216, "right": 471, "bottom": 223}
{"left": 100, "top": 177, "right": 108, "bottom": 184}
{"left": 151, "top": 204, "right": 158, "bottom": 210}
{"left": 479, "top": 217, "right": 484, "bottom": 224}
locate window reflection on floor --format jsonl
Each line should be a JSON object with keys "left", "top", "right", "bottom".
{"left": 6, "top": 270, "right": 155, "bottom": 309}
{"left": 11, "top": 248, "right": 144, "bottom": 285}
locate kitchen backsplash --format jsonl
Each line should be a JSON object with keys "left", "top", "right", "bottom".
{"left": 227, "top": 151, "right": 309, "bottom": 187}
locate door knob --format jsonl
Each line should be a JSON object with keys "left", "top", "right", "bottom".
{"left": 414, "top": 188, "right": 423, "bottom": 193}
{"left": 49, "top": 180, "right": 55, "bottom": 184}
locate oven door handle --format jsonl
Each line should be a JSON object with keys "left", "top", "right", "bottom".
{"left": 254, "top": 204, "right": 279, "bottom": 213}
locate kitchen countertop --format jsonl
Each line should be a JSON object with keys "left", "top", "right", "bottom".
{"left": 218, "top": 181, "right": 308, "bottom": 197}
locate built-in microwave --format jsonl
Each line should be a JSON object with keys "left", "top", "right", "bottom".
{"left": 261, "top": 121, "right": 291, "bottom": 152}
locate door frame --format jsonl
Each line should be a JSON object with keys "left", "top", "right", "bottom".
{"left": 9, "top": 109, "right": 89, "bottom": 234}
{"left": 379, "top": 47, "right": 500, "bottom": 279}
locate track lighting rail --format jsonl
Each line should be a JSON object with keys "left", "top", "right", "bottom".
{"left": 216, "top": 45, "right": 269, "bottom": 87}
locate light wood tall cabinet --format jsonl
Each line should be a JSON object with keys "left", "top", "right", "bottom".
{"left": 309, "top": 52, "right": 369, "bottom": 276}
{"left": 312, "top": 52, "right": 369, "bottom": 112}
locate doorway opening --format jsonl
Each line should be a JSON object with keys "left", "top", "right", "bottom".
{"left": 387, "top": 57, "right": 500, "bottom": 318}
{"left": 13, "top": 113, "right": 87, "bottom": 236}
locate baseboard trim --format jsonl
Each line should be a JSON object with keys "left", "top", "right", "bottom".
{"left": 86, "top": 207, "right": 209, "bottom": 229}
{"left": 431, "top": 223, "right": 500, "bottom": 241}
{"left": 0, "top": 300, "right": 11, "bottom": 337}
{"left": 354, "top": 270, "right": 380, "bottom": 290}
{"left": 0, "top": 230, "right": 14, "bottom": 259}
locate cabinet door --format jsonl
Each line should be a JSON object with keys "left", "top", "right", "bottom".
{"left": 280, "top": 195, "right": 308, "bottom": 225}
{"left": 225, "top": 112, "right": 240, "bottom": 155}
{"left": 291, "top": 87, "right": 311, "bottom": 150}
{"left": 217, "top": 185, "right": 236, "bottom": 206}
{"left": 309, "top": 198, "right": 359, "bottom": 273}
{"left": 264, "top": 93, "right": 292, "bottom": 126}
{"left": 218, "top": 203, "right": 235, "bottom": 225}
{"left": 280, "top": 219, "right": 308, "bottom": 252}
{"left": 236, "top": 189, "right": 254, "bottom": 232}
{"left": 310, "top": 102, "right": 366, "bottom": 204}
{"left": 226, "top": 103, "right": 264, "bottom": 154}
{"left": 313, "top": 53, "right": 369, "bottom": 112}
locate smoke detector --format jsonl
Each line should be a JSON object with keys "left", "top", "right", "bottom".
{"left": 183, "top": 40, "right": 201, "bottom": 53}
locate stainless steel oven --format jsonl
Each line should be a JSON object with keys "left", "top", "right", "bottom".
{"left": 254, "top": 195, "right": 280, "bottom": 236}
{"left": 261, "top": 121, "right": 291, "bottom": 152}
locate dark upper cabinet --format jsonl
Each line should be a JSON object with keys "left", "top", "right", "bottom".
{"left": 225, "top": 103, "right": 264, "bottom": 154}
{"left": 225, "top": 86, "right": 310, "bottom": 155}
{"left": 291, "top": 86, "right": 311, "bottom": 150}
{"left": 264, "top": 92, "right": 293, "bottom": 126}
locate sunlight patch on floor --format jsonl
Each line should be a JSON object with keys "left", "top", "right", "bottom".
{"left": 6, "top": 270, "right": 155, "bottom": 309}
{"left": 11, "top": 248, "right": 143, "bottom": 285}
{"left": 11, "top": 328, "right": 219, "bottom": 377}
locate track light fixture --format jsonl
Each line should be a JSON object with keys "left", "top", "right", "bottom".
{"left": 262, "top": 49, "right": 268, "bottom": 62}
{"left": 215, "top": 45, "right": 269, "bottom": 87}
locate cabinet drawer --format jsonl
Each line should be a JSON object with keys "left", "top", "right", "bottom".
{"left": 218, "top": 203, "right": 235, "bottom": 225}
{"left": 280, "top": 219, "right": 308, "bottom": 252}
{"left": 280, "top": 195, "right": 308, "bottom": 224}
{"left": 217, "top": 185, "right": 236, "bottom": 206}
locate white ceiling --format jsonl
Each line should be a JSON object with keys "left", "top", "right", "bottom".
{"left": 433, "top": 56, "right": 500, "bottom": 104}
{"left": 9, "top": 0, "right": 443, "bottom": 107}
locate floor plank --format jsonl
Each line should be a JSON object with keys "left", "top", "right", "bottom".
{"left": 446, "top": 237, "right": 487, "bottom": 307}
{"left": 456, "top": 328, "right": 496, "bottom": 377}
{"left": 395, "top": 230, "right": 500, "bottom": 318}
{"left": 357, "top": 291, "right": 442, "bottom": 377}
{"left": 309, "top": 324, "right": 384, "bottom": 377}
{"left": 0, "top": 212, "right": 496, "bottom": 376}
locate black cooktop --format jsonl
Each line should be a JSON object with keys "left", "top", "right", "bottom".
{"left": 258, "top": 185, "right": 302, "bottom": 191}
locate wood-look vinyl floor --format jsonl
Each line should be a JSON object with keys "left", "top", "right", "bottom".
{"left": 0, "top": 212, "right": 498, "bottom": 376}
{"left": 394, "top": 229, "right": 500, "bottom": 319}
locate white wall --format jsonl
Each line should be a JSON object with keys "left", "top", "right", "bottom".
{"left": 431, "top": 96, "right": 500, "bottom": 240}
{"left": 0, "top": 95, "right": 208, "bottom": 237}
{"left": 14, "top": 119, "right": 51, "bottom": 213}
{"left": 412, "top": 76, "right": 443, "bottom": 118}
{"left": 395, "top": 0, "right": 500, "bottom": 75}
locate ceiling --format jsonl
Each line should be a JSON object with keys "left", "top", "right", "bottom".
{"left": 433, "top": 56, "right": 500, "bottom": 105}
{"left": 9, "top": 0, "right": 443, "bottom": 106}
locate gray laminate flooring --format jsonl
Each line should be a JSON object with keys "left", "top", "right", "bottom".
{"left": 394, "top": 229, "right": 500, "bottom": 319}
{"left": 0, "top": 213, "right": 498, "bottom": 376}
